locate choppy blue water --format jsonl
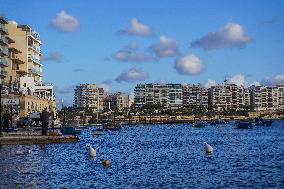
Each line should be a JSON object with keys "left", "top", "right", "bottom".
{"left": 1, "top": 120, "right": 284, "bottom": 189}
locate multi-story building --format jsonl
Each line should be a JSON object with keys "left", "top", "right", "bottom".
{"left": 182, "top": 84, "right": 208, "bottom": 109}
{"left": 104, "top": 92, "right": 129, "bottom": 112}
{"left": 0, "top": 16, "right": 9, "bottom": 86}
{"left": 0, "top": 19, "right": 56, "bottom": 116}
{"left": 209, "top": 84, "right": 233, "bottom": 111}
{"left": 167, "top": 84, "right": 183, "bottom": 109}
{"left": 134, "top": 83, "right": 182, "bottom": 110}
{"left": 208, "top": 84, "right": 250, "bottom": 111}
{"left": 73, "top": 84, "right": 105, "bottom": 112}
{"left": 250, "top": 85, "right": 280, "bottom": 111}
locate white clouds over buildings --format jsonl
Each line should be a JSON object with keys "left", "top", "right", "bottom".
{"left": 205, "top": 79, "right": 217, "bottom": 88}
{"left": 52, "top": 10, "right": 79, "bottom": 32}
{"left": 228, "top": 74, "right": 248, "bottom": 87}
{"left": 174, "top": 54, "right": 204, "bottom": 75}
{"left": 149, "top": 35, "right": 180, "bottom": 58}
{"left": 116, "top": 67, "right": 148, "bottom": 83}
{"left": 191, "top": 22, "right": 251, "bottom": 50}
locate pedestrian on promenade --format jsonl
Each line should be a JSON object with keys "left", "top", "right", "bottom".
{"left": 3, "top": 110, "right": 10, "bottom": 132}
{"left": 40, "top": 108, "right": 50, "bottom": 136}
{"left": 50, "top": 111, "right": 55, "bottom": 132}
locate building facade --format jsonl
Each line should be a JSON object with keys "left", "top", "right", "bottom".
{"left": 73, "top": 84, "right": 105, "bottom": 112}
{"left": 182, "top": 84, "right": 208, "bottom": 109}
{"left": 0, "top": 16, "right": 9, "bottom": 85}
{"left": 0, "top": 18, "right": 56, "bottom": 116}
{"left": 208, "top": 84, "right": 250, "bottom": 111}
{"left": 104, "top": 92, "right": 129, "bottom": 112}
{"left": 134, "top": 83, "right": 182, "bottom": 110}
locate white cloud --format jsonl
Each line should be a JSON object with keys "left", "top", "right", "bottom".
{"left": 150, "top": 35, "right": 180, "bottom": 58}
{"left": 52, "top": 10, "right": 79, "bottom": 32}
{"left": 205, "top": 79, "right": 217, "bottom": 88}
{"left": 113, "top": 42, "right": 151, "bottom": 62}
{"left": 191, "top": 22, "right": 251, "bottom": 50}
{"left": 98, "top": 83, "right": 111, "bottom": 93}
{"left": 115, "top": 67, "right": 148, "bottom": 83}
{"left": 262, "top": 74, "right": 284, "bottom": 86}
{"left": 174, "top": 54, "right": 204, "bottom": 75}
{"left": 228, "top": 74, "right": 248, "bottom": 87}
{"left": 120, "top": 18, "right": 152, "bottom": 36}
{"left": 275, "top": 74, "right": 284, "bottom": 81}
{"left": 42, "top": 52, "right": 62, "bottom": 62}
{"left": 250, "top": 81, "right": 261, "bottom": 86}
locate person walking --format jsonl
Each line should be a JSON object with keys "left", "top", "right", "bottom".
{"left": 3, "top": 110, "right": 10, "bottom": 132}
{"left": 40, "top": 108, "right": 50, "bottom": 136}
{"left": 50, "top": 111, "right": 55, "bottom": 132}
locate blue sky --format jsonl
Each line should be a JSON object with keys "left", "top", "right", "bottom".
{"left": 1, "top": 0, "right": 284, "bottom": 106}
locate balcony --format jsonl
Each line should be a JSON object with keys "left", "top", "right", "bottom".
{"left": 0, "top": 24, "right": 8, "bottom": 34}
{"left": 11, "top": 55, "right": 25, "bottom": 64}
{"left": 0, "top": 70, "right": 7, "bottom": 78}
{"left": 29, "top": 68, "right": 42, "bottom": 76}
{"left": 0, "top": 46, "right": 8, "bottom": 56}
{"left": 29, "top": 31, "right": 41, "bottom": 44}
{"left": 28, "top": 55, "right": 41, "bottom": 65}
{"left": 0, "top": 57, "right": 8, "bottom": 67}
{"left": 28, "top": 44, "right": 41, "bottom": 54}
{"left": 0, "top": 35, "right": 8, "bottom": 45}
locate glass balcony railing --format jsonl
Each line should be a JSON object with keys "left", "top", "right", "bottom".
{"left": 29, "top": 45, "right": 41, "bottom": 54}
{"left": 0, "top": 70, "right": 7, "bottom": 77}
{"left": 0, "top": 47, "right": 8, "bottom": 55}
{"left": 0, "top": 35, "right": 8, "bottom": 44}
{"left": 28, "top": 55, "right": 41, "bottom": 65}
{"left": 0, "top": 24, "right": 8, "bottom": 34}
{"left": 0, "top": 57, "right": 8, "bottom": 66}
{"left": 29, "top": 67, "right": 42, "bottom": 75}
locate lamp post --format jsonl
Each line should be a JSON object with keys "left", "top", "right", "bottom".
{"left": 0, "top": 84, "right": 2, "bottom": 136}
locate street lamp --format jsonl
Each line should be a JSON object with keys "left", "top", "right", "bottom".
{"left": 0, "top": 84, "right": 2, "bottom": 136}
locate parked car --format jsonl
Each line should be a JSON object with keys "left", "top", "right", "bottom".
{"left": 17, "top": 117, "right": 33, "bottom": 128}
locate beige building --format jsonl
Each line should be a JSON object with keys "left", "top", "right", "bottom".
{"left": 209, "top": 84, "right": 250, "bottom": 111}
{"left": 104, "top": 92, "right": 129, "bottom": 112}
{"left": 0, "top": 16, "right": 9, "bottom": 85}
{"left": 73, "top": 84, "right": 105, "bottom": 112}
{"left": 182, "top": 84, "right": 208, "bottom": 109}
{"left": 250, "top": 84, "right": 284, "bottom": 111}
{"left": 0, "top": 19, "right": 56, "bottom": 117}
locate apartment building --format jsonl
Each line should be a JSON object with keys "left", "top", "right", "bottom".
{"left": 250, "top": 85, "right": 281, "bottom": 111}
{"left": 276, "top": 84, "right": 284, "bottom": 110}
{"left": 73, "top": 84, "right": 105, "bottom": 112}
{"left": 104, "top": 92, "right": 129, "bottom": 112}
{"left": 0, "top": 16, "right": 8, "bottom": 85}
{"left": 0, "top": 19, "right": 56, "bottom": 116}
{"left": 182, "top": 84, "right": 208, "bottom": 109}
{"left": 208, "top": 84, "right": 250, "bottom": 111}
{"left": 134, "top": 83, "right": 182, "bottom": 110}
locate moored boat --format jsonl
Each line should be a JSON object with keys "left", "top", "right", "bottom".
{"left": 60, "top": 127, "right": 82, "bottom": 135}
{"left": 193, "top": 121, "right": 206, "bottom": 128}
{"left": 236, "top": 121, "right": 253, "bottom": 129}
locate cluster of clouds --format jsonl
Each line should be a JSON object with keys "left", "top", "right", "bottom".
{"left": 190, "top": 23, "right": 251, "bottom": 50}
{"left": 111, "top": 18, "right": 253, "bottom": 83}
{"left": 49, "top": 11, "right": 263, "bottom": 90}
{"left": 204, "top": 74, "right": 284, "bottom": 89}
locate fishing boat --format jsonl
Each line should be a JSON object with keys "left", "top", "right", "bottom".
{"left": 105, "top": 122, "right": 121, "bottom": 131}
{"left": 210, "top": 119, "right": 226, "bottom": 125}
{"left": 60, "top": 120, "right": 82, "bottom": 135}
{"left": 254, "top": 118, "right": 273, "bottom": 126}
{"left": 192, "top": 121, "right": 207, "bottom": 128}
{"left": 236, "top": 120, "right": 253, "bottom": 129}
